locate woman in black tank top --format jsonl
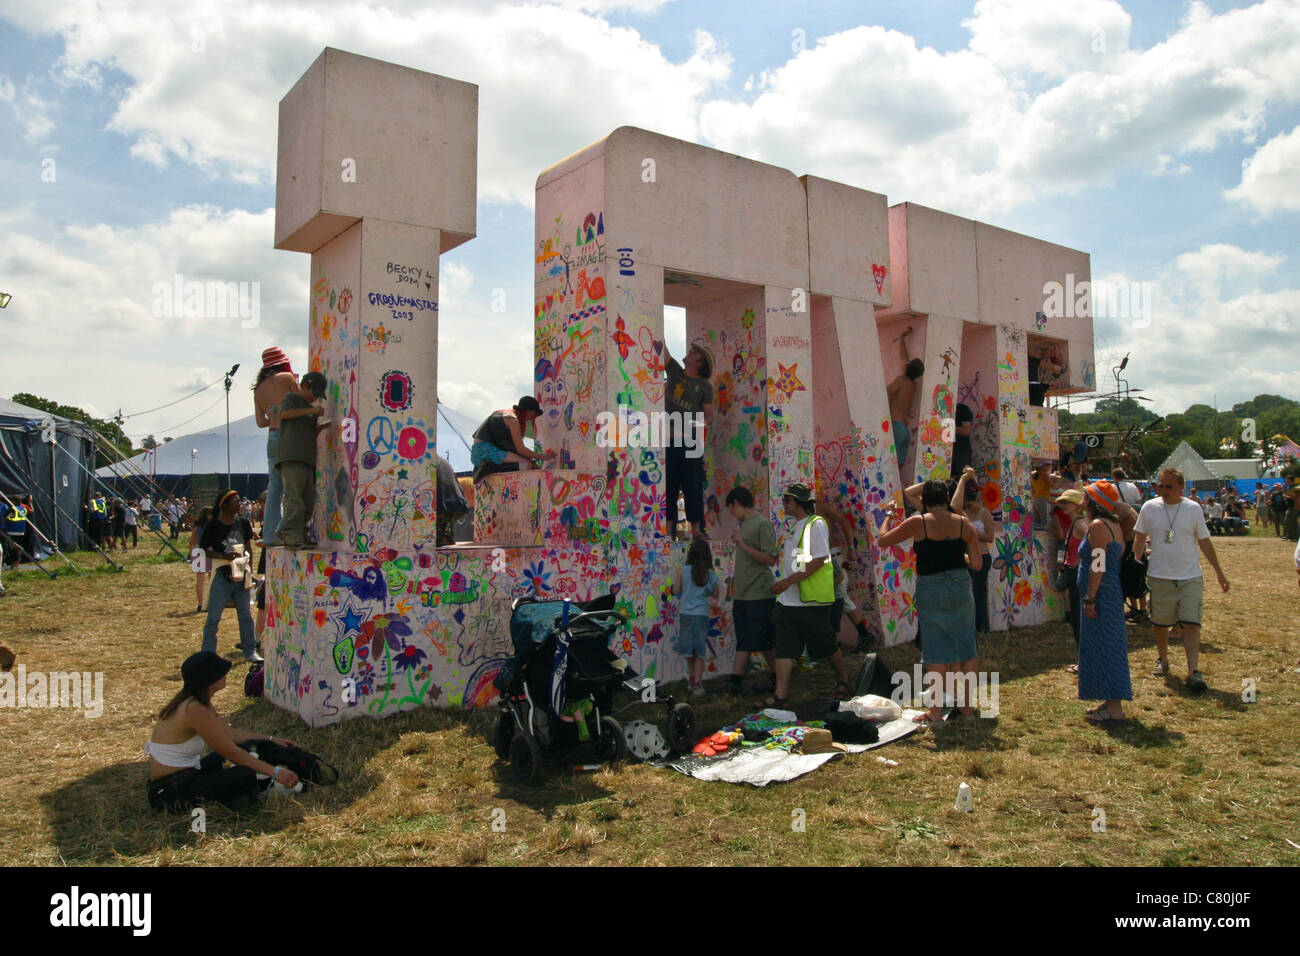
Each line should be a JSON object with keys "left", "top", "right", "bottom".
{"left": 879, "top": 479, "right": 985, "bottom": 723}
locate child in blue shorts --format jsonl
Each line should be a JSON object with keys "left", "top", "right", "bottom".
{"left": 672, "top": 540, "right": 717, "bottom": 697}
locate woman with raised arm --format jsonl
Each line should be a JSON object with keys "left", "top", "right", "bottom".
{"left": 878, "top": 479, "right": 984, "bottom": 723}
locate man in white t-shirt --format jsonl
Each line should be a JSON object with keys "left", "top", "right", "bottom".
{"left": 1111, "top": 469, "right": 1141, "bottom": 508}
{"left": 1206, "top": 498, "right": 1224, "bottom": 534}
{"left": 764, "top": 482, "right": 850, "bottom": 707}
{"left": 1132, "top": 468, "right": 1229, "bottom": 693}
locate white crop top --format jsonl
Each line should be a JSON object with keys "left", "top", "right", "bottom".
{"left": 144, "top": 735, "right": 205, "bottom": 769}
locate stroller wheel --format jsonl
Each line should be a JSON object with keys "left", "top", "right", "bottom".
{"left": 492, "top": 710, "right": 514, "bottom": 760}
{"left": 597, "top": 716, "right": 629, "bottom": 763}
{"left": 667, "top": 702, "right": 696, "bottom": 755}
{"left": 510, "top": 731, "right": 544, "bottom": 784}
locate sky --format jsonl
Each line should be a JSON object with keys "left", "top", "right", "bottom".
{"left": 1, "top": 0, "right": 1298, "bottom": 447}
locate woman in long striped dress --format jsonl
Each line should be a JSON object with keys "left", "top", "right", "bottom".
{"left": 1078, "top": 481, "right": 1131, "bottom": 726}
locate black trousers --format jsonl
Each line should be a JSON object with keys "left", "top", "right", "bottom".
{"left": 1066, "top": 576, "right": 1081, "bottom": 646}
{"left": 147, "top": 752, "right": 262, "bottom": 812}
{"left": 664, "top": 444, "right": 705, "bottom": 530}
{"left": 125, "top": 525, "right": 138, "bottom": 547}
{"left": 969, "top": 563, "right": 990, "bottom": 633}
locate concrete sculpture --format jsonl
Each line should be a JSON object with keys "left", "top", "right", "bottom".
{"left": 265, "top": 49, "right": 1093, "bottom": 726}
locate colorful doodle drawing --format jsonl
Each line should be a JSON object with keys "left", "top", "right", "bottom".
{"left": 871, "top": 262, "right": 887, "bottom": 294}
{"left": 771, "top": 362, "right": 806, "bottom": 401}
{"left": 379, "top": 370, "right": 414, "bottom": 411}
{"left": 992, "top": 534, "right": 1025, "bottom": 585}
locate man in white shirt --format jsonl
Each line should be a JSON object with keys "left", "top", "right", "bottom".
{"left": 765, "top": 482, "right": 850, "bottom": 706}
{"left": 1111, "top": 469, "right": 1141, "bottom": 508}
{"left": 1206, "top": 498, "right": 1224, "bottom": 534}
{"left": 1132, "top": 468, "right": 1229, "bottom": 693}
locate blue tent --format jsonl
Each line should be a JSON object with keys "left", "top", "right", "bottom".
{"left": 0, "top": 397, "right": 97, "bottom": 550}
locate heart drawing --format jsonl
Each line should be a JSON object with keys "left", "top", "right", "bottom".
{"left": 871, "top": 263, "right": 888, "bottom": 295}
{"left": 815, "top": 441, "right": 844, "bottom": 484}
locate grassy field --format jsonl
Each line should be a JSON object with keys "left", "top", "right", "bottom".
{"left": 1, "top": 530, "right": 1297, "bottom": 867}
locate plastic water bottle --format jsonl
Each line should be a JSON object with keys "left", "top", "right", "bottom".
{"left": 955, "top": 781, "right": 973, "bottom": 812}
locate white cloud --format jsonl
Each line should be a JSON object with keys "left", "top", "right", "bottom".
{"left": 0, "top": 74, "right": 57, "bottom": 142}
{"left": 963, "top": 0, "right": 1132, "bottom": 80}
{"left": 1224, "top": 124, "right": 1300, "bottom": 216}
{"left": 7, "top": 0, "right": 1298, "bottom": 219}
{"left": 0, "top": 205, "right": 305, "bottom": 432}
{"left": 701, "top": 0, "right": 1300, "bottom": 218}
{"left": 6, "top": 0, "right": 728, "bottom": 203}
{"left": 1088, "top": 246, "right": 1298, "bottom": 415}
{"left": 1174, "top": 242, "right": 1285, "bottom": 301}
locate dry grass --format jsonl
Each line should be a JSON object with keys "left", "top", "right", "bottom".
{"left": 1, "top": 533, "right": 1298, "bottom": 867}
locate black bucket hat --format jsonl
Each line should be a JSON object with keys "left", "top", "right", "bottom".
{"left": 181, "top": 651, "right": 232, "bottom": 695}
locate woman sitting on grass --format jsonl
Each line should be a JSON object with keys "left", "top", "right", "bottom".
{"left": 145, "top": 651, "right": 298, "bottom": 812}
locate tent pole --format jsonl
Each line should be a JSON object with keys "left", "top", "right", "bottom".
{"left": 55, "top": 439, "right": 187, "bottom": 561}
{"left": 21, "top": 477, "right": 122, "bottom": 571}
{"left": 0, "top": 526, "right": 58, "bottom": 580}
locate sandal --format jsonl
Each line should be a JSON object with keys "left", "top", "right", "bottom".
{"left": 1085, "top": 708, "right": 1126, "bottom": 726}
{"left": 1066, "top": 663, "right": 1079, "bottom": 674}
{"left": 832, "top": 681, "right": 852, "bottom": 700}
{"left": 757, "top": 695, "right": 791, "bottom": 711}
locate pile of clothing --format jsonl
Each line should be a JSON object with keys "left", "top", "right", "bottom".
{"left": 660, "top": 695, "right": 922, "bottom": 786}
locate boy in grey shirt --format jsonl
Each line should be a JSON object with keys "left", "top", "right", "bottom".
{"left": 274, "top": 371, "right": 329, "bottom": 549}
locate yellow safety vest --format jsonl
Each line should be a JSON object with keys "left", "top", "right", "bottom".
{"left": 4, "top": 504, "right": 26, "bottom": 531}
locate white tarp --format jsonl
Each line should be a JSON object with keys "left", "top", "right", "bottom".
{"left": 96, "top": 404, "right": 478, "bottom": 478}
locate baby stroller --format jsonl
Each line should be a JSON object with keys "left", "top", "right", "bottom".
{"left": 493, "top": 593, "right": 696, "bottom": 783}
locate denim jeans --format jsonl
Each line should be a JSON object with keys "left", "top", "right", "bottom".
{"left": 202, "top": 571, "right": 257, "bottom": 656}
{"left": 263, "top": 430, "right": 282, "bottom": 545}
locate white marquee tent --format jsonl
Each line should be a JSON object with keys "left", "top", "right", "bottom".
{"left": 97, "top": 404, "right": 478, "bottom": 481}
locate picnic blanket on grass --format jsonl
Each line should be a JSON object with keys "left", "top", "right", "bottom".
{"left": 658, "top": 708, "right": 925, "bottom": 786}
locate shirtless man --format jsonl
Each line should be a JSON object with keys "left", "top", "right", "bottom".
{"left": 253, "top": 347, "right": 299, "bottom": 546}
{"left": 886, "top": 326, "right": 924, "bottom": 482}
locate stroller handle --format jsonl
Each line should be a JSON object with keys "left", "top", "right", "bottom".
{"left": 562, "top": 609, "right": 628, "bottom": 630}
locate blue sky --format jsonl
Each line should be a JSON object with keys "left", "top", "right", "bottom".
{"left": 1, "top": 0, "right": 1297, "bottom": 444}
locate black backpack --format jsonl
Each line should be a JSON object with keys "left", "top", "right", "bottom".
{"left": 244, "top": 740, "right": 339, "bottom": 787}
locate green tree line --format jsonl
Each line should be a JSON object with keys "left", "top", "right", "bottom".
{"left": 1060, "top": 393, "right": 1300, "bottom": 468}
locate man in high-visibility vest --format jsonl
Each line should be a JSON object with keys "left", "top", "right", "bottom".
{"left": 2, "top": 496, "right": 28, "bottom": 568}
{"left": 21, "top": 495, "right": 37, "bottom": 561}
{"left": 86, "top": 495, "right": 106, "bottom": 547}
